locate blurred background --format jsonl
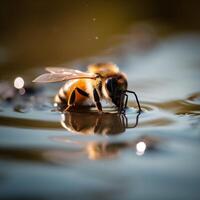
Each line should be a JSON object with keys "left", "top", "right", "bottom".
{"left": 1, "top": 2, "right": 200, "bottom": 200}
{"left": 0, "top": 0, "right": 200, "bottom": 76}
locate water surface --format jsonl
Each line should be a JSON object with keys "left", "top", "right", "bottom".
{"left": 0, "top": 30, "right": 200, "bottom": 200}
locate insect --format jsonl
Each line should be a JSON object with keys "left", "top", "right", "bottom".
{"left": 33, "top": 62, "right": 142, "bottom": 113}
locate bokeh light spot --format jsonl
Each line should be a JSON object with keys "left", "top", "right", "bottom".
{"left": 14, "top": 77, "right": 24, "bottom": 89}
{"left": 136, "top": 141, "right": 147, "bottom": 156}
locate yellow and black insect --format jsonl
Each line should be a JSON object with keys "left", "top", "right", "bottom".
{"left": 33, "top": 62, "right": 141, "bottom": 113}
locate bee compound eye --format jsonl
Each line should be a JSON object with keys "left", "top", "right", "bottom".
{"left": 106, "top": 78, "right": 117, "bottom": 93}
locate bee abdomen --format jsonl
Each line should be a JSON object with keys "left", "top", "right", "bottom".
{"left": 55, "top": 87, "right": 67, "bottom": 104}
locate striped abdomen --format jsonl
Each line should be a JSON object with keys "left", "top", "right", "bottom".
{"left": 54, "top": 79, "right": 95, "bottom": 108}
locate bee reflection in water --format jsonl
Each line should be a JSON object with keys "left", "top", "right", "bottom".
{"left": 55, "top": 110, "right": 160, "bottom": 160}
{"left": 60, "top": 109, "right": 140, "bottom": 135}
{"left": 86, "top": 135, "right": 160, "bottom": 160}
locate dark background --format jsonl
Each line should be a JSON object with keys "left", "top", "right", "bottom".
{"left": 0, "top": 0, "right": 200, "bottom": 71}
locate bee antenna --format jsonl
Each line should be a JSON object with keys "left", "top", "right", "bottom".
{"left": 125, "top": 90, "right": 142, "bottom": 113}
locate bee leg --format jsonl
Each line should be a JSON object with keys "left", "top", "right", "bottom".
{"left": 119, "top": 93, "right": 128, "bottom": 114}
{"left": 126, "top": 90, "right": 142, "bottom": 112}
{"left": 76, "top": 87, "right": 89, "bottom": 97}
{"left": 119, "top": 93, "right": 125, "bottom": 113}
{"left": 64, "top": 90, "right": 76, "bottom": 112}
{"left": 93, "top": 88, "right": 102, "bottom": 112}
{"left": 124, "top": 93, "right": 128, "bottom": 109}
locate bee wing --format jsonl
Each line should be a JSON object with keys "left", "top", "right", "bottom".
{"left": 45, "top": 67, "right": 83, "bottom": 74}
{"left": 33, "top": 69, "right": 97, "bottom": 83}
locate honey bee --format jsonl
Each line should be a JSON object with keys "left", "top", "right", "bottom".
{"left": 33, "top": 62, "right": 141, "bottom": 113}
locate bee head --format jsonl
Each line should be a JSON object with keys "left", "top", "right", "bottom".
{"left": 105, "top": 73, "right": 128, "bottom": 107}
